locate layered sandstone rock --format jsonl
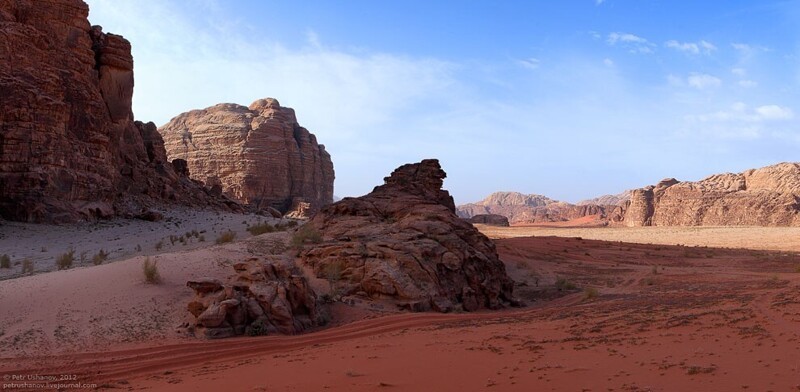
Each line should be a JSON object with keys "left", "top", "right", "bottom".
{"left": 159, "top": 99, "right": 334, "bottom": 214}
{"left": 299, "top": 159, "right": 517, "bottom": 312}
{"left": 466, "top": 214, "right": 510, "bottom": 227}
{"left": 623, "top": 163, "right": 800, "bottom": 227}
{"left": 457, "top": 192, "right": 620, "bottom": 225}
{"left": 187, "top": 257, "right": 326, "bottom": 338}
{"left": 0, "top": 0, "right": 235, "bottom": 222}
{"left": 577, "top": 190, "right": 631, "bottom": 206}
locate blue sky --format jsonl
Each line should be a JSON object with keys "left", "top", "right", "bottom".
{"left": 86, "top": 0, "right": 800, "bottom": 204}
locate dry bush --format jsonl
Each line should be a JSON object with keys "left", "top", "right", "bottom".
{"left": 215, "top": 230, "right": 236, "bottom": 244}
{"left": 21, "top": 259, "right": 34, "bottom": 274}
{"left": 247, "top": 222, "right": 275, "bottom": 236}
{"left": 291, "top": 225, "right": 322, "bottom": 249}
{"left": 0, "top": 254, "right": 10, "bottom": 269}
{"left": 142, "top": 257, "right": 161, "bottom": 284}
{"left": 56, "top": 248, "right": 75, "bottom": 270}
{"left": 92, "top": 249, "right": 109, "bottom": 265}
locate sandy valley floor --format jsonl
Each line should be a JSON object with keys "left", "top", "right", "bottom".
{"left": 1, "top": 225, "right": 800, "bottom": 391}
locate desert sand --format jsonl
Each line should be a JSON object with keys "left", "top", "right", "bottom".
{"left": 2, "top": 227, "right": 800, "bottom": 391}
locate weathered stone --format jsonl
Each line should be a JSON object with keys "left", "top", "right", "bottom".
{"left": 160, "top": 98, "right": 334, "bottom": 214}
{"left": 0, "top": 0, "right": 237, "bottom": 223}
{"left": 299, "top": 159, "right": 517, "bottom": 312}
{"left": 186, "top": 278, "right": 224, "bottom": 294}
{"left": 457, "top": 192, "right": 621, "bottom": 225}
{"left": 623, "top": 162, "right": 800, "bottom": 227}
{"left": 466, "top": 214, "right": 510, "bottom": 227}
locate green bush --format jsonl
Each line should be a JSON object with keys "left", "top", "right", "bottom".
{"left": 555, "top": 276, "right": 577, "bottom": 291}
{"left": 56, "top": 248, "right": 75, "bottom": 270}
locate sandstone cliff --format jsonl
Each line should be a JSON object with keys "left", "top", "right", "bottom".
{"left": 623, "top": 163, "right": 800, "bottom": 227}
{"left": 299, "top": 159, "right": 517, "bottom": 312}
{"left": 0, "top": 0, "right": 235, "bottom": 222}
{"left": 159, "top": 99, "right": 334, "bottom": 214}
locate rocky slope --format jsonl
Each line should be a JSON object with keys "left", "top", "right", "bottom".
{"left": 457, "top": 192, "right": 619, "bottom": 225}
{"left": 0, "top": 0, "right": 235, "bottom": 222}
{"left": 578, "top": 190, "right": 631, "bottom": 206}
{"left": 186, "top": 257, "right": 326, "bottom": 338}
{"left": 159, "top": 99, "right": 334, "bottom": 215}
{"left": 299, "top": 159, "right": 517, "bottom": 312}
{"left": 624, "top": 162, "right": 800, "bottom": 227}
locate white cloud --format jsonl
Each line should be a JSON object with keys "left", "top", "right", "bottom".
{"left": 731, "top": 68, "right": 746, "bottom": 77}
{"left": 606, "top": 32, "right": 655, "bottom": 54}
{"left": 687, "top": 73, "right": 722, "bottom": 89}
{"left": 595, "top": 0, "right": 606, "bottom": 5}
{"left": 518, "top": 57, "right": 541, "bottom": 69}
{"left": 665, "top": 39, "right": 716, "bottom": 55}
{"left": 756, "top": 105, "right": 794, "bottom": 120}
{"left": 738, "top": 80, "right": 758, "bottom": 88}
{"left": 603, "top": 58, "right": 614, "bottom": 67}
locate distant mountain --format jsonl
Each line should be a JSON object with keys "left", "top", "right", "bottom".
{"left": 457, "top": 191, "right": 621, "bottom": 225}
{"left": 577, "top": 190, "right": 631, "bottom": 206}
{"left": 459, "top": 162, "right": 800, "bottom": 227}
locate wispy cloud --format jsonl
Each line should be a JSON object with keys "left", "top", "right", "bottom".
{"left": 606, "top": 32, "right": 655, "bottom": 54}
{"left": 665, "top": 39, "right": 716, "bottom": 55}
{"left": 518, "top": 57, "right": 541, "bottom": 69}
{"left": 687, "top": 73, "right": 722, "bottom": 89}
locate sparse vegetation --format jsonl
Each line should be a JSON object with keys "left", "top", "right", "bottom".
{"left": 215, "top": 230, "right": 236, "bottom": 244}
{"left": 555, "top": 276, "right": 577, "bottom": 291}
{"left": 21, "top": 259, "right": 34, "bottom": 274}
{"left": 92, "top": 249, "right": 109, "bottom": 265}
{"left": 291, "top": 225, "right": 322, "bottom": 248}
{"left": 198, "top": 235, "right": 206, "bottom": 242}
{"left": 0, "top": 254, "right": 10, "bottom": 269}
{"left": 142, "top": 257, "right": 161, "bottom": 284}
{"left": 583, "top": 287, "right": 599, "bottom": 300}
{"left": 56, "top": 248, "right": 75, "bottom": 270}
{"left": 155, "top": 240, "right": 164, "bottom": 251}
{"left": 247, "top": 222, "right": 276, "bottom": 236}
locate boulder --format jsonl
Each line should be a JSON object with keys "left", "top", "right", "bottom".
{"left": 466, "top": 214, "right": 510, "bottom": 227}
{"left": 186, "top": 257, "right": 326, "bottom": 338}
{"left": 299, "top": 159, "right": 517, "bottom": 312}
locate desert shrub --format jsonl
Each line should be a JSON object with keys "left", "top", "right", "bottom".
{"left": 583, "top": 287, "right": 599, "bottom": 300}
{"left": 246, "top": 318, "right": 270, "bottom": 336}
{"left": 0, "top": 254, "right": 10, "bottom": 269}
{"left": 79, "top": 251, "right": 88, "bottom": 264}
{"left": 247, "top": 222, "right": 275, "bottom": 236}
{"left": 291, "top": 225, "right": 322, "bottom": 248}
{"left": 21, "top": 259, "right": 34, "bottom": 274}
{"left": 142, "top": 257, "right": 161, "bottom": 284}
{"left": 555, "top": 276, "right": 577, "bottom": 291}
{"left": 198, "top": 235, "right": 206, "bottom": 242}
{"left": 215, "top": 230, "right": 236, "bottom": 244}
{"left": 92, "top": 249, "right": 109, "bottom": 265}
{"left": 155, "top": 240, "right": 164, "bottom": 251}
{"left": 56, "top": 248, "right": 75, "bottom": 270}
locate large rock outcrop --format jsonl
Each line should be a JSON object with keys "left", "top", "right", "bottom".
{"left": 466, "top": 214, "right": 510, "bottom": 227}
{"left": 187, "top": 257, "right": 326, "bottom": 338}
{"left": 623, "top": 163, "right": 800, "bottom": 226}
{"left": 457, "top": 192, "right": 622, "bottom": 225}
{"left": 299, "top": 159, "right": 516, "bottom": 312}
{"left": 159, "top": 99, "right": 334, "bottom": 214}
{"left": 0, "top": 0, "right": 235, "bottom": 222}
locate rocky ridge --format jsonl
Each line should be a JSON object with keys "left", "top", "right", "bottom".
{"left": 159, "top": 99, "right": 334, "bottom": 215}
{"left": 0, "top": 0, "right": 236, "bottom": 222}
{"left": 625, "top": 162, "right": 800, "bottom": 226}
{"left": 299, "top": 159, "right": 517, "bottom": 312}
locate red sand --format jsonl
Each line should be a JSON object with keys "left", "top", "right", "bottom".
{"left": 2, "top": 236, "right": 800, "bottom": 391}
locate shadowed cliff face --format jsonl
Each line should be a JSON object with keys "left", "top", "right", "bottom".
{"left": 299, "top": 159, "right": 517, "bottom": 313}
{"left": 0, "top": 0, "right": 236, "bottom": 222}
{"left": 159, "top": 98, "right": 335, "bottom": 215}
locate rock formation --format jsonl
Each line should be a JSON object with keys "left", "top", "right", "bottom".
{"left": 466, "top": 214, "right": 510, "bottom": 227}
{"left": 623, "top": 163, "right": 800, "bottom": 227}
{"left": 577, "top": 190, "right": 631, "bottom": 206}
{"left": 159, "top": 99, "right": 334, "bottom": 215}
{"left": 457, "top": 192, "right": 621, "bottom": 225}
{"left": 187, "top": 257, "right": 326, "bottom": 338}
{"left": 0, "top": 0, "right": 236, "bottom": 222}
{"left": 299, "top": 159, "right": 517, "bottom": 312}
